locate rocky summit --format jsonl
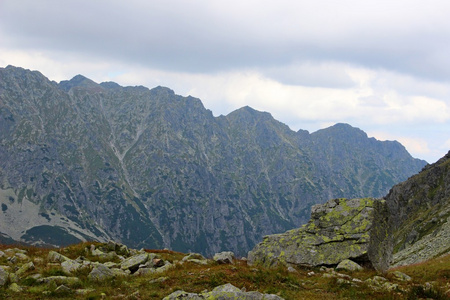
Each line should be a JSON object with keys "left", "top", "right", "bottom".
{"left": 0, "top": 65, "right": 426, "bottom": 256}
{"left": 247, "top": 198, "right": 392, "bottom": 273}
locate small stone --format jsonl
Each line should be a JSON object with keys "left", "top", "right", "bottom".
{"left": 287, "top": 266, "right": 298, "bottom": 273}
{"left": 9, "top": 272, "right": 19, "bottom": 283}
{"left": 91, "top": 248, "right": 105, "bottom": 256}
{"left": 34, "top": 257, "right": 44, "bottom": 264}
{"left": 119, "top": 245, "right": 129, "bottom": 256}
{"left": 336, "top": 278, "right": 351, "bottom": 284}
{"left": 0, "top": 251, "right": 5, "bottom": 257}
{"left": 134, "top": 267, "right": 154, "bottom": 276}
{"left": 103, "top": 261, "right": 118, "bottom": 268}
{"left": 75, "top": 288, "right": 96, "bottom": 295}
{"left": 55, "top": 284, "right": 71, "bottom": 293}
{"left": 37, "top": 276, "right": 81, "bottom": 286}
{"left": 88, "top": 264, "right": 115, "bottom": 281}
{"left": 15, "top": 252, "right": 29, "bottom": 261}
{"left": 155, "top": 261, "right": 175, "bottom": 273}
{"left": 307, "top": 271, "right": 315, "bottom": 276}
{"left": 61, "top": 259, "right": 83, "bottom": 275}
{"left": 16, "top": 261, "right": 35, "bottom": 277}
{"left": 128, "top": 290, "right": 140, "bottom": 299}
{"left": 381, "top": 282, "right": 399, "bottom": 291}
{"left": 8, "top": 282, "right": 23, "bottom": 292}
{"left": 182, "top": 253, "right": 206, "bottom": 262}
{"left": 120, "top": 253, "right": 149, "bottom": 272}
{"left": 0, "top": 266, "right": 9, "bottom": 286}
{"left": 213, "top": 251, "right": 235, "bottom": 264}
{"left": 48, "top": 251, "right": 70, "bottom": 263}
{"left": 149, "top": 276, "right": 169, "bottom": 283}
{"left": 336, "top": 259, "right": 363, "bottom": 271}
{"left": 153, "top": 258, "right": 165, "bottom": 268}
{"left": 391, "top": 271, "right": 412, "bottom": 282}
{"left": 111, "top": 268, "right": 129, "bottom": 277}
{"left": 335, "top": 272, "right": 352, "bottom": 280}
{"left": 8, "top": 256, "right": 18, "bottom": 264}
{"left": 4, "top": 249, "right": 15, "bottom": 255}
{"left": 373, "top": 276, "right": 387, "bottom": 283}
{"left": 28, "top": 273, "right": 43, "bottom": 280}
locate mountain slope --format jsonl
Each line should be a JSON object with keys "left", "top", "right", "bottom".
{"left": 385, "top": 151, "right": 450, "bottom": 266}
{"left": 0, "top": 65, "right": 426, "bottom": 256}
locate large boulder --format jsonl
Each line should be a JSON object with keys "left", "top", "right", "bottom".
{"left": 248, "top": 198, "right": 392, "bottom": 273}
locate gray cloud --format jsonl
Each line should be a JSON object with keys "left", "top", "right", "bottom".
{"left": 1, "top": 0, "right": 450, "bottom": 163}
{"left": 2, "top": 0, "right": 450, "bottom": 82}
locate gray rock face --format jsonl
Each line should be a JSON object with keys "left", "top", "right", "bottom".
{"left": 385, "top": 151, "right": 450, "bottom": 266}
{"left": 0, "top": 65, "right": 426, "bottom": 256}
{"left": 248, "top": 198, "right": 392, "bottom": 273}
{"left": 163, "top": 283, "right": 284, "bottom": 300}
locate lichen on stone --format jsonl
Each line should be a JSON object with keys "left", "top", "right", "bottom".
{"left": 248, "top": 198, "right": 392, "bottom": 273}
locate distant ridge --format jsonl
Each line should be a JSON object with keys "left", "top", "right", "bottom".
{"left": 0, "top": 65, "right": 426, "bottom": 255}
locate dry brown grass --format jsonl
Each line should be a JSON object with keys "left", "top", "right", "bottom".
{"left": 0, "top": 242, "right": 449, "bottom": 299}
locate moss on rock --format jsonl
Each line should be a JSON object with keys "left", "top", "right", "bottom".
{"left": 248, "top": 198, "right": 392, "bottom": 273}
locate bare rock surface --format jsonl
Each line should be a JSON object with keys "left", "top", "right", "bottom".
{"left": 248, "top": 198, "right": 392, "bottom": 273}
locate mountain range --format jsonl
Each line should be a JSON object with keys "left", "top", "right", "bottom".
{"left": 0, "top": 65, "right": 426, "bottom": 256}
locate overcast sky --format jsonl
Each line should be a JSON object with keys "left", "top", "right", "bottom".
{"left": 1, "top": 0, "right": 450, "bottom": 163}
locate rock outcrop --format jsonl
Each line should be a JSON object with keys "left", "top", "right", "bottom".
{"left": 385, "top": 150, "right": 450, "bottom": 266}
{"left": 248, "top": 198, "right": 392, "bottom": 273}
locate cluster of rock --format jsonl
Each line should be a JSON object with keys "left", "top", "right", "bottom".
{"left": 248, "top": 198, "right": 392, "bottom": 273}
{"left": 164, "top": 283, "right": 284, "bottom": 300}
{"left": 317, "top": 265, "right": 412, "bottom": 292}
{"left": 0, "top": 241, "right": 237, "bottom": 296}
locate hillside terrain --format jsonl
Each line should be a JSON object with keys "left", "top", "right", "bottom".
{"left": 0, "top": 241, "right": 449, "bottom": 299}
{"left": 385, "top": 150, "right": 450, "bottom": 266}
{"left": 246, "top": 150, "right": 450, "bottom": 278}
{"left": 0, "top": 65, "right": 426, "bottom": 256}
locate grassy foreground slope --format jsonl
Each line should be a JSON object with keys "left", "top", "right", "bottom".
{"left": 0, "top": 242, "right": 448, "bottom": 299}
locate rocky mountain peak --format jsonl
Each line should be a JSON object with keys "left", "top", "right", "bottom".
{"left": 58, "top": 75, "right": 101, "bottom": 92}
{"left": 0, "top": 65, "right": 427, "bottom": 256}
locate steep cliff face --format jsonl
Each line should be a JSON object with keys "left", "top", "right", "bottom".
{"left": 385, "top": 151, "right": 450, "bottom": 266}
{"left": 0, "top": 66, "right": 426, "bottom": 256}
